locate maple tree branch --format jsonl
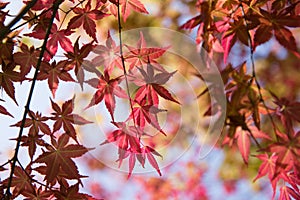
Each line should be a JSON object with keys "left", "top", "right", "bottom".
{"left": 10, "top": 6, "right": 53, "bottom": 33}
{"left": 0, "top": 0, "right": 38, "bottom": 40}
{"left": 58, "top": 0, "right": 86, "bottom": 30}
{"left": 0, "top": 159, "right": 13, "bottom": 169}
{"left": 116, "top": 0, "right": 139, "bottom": 135}
{"left": 16, "top": 159, "right": 59, "bottom": 191}
{"left": 239, "top": 2, "right": 278, "bottom": 140}
{"left": 4, "top": 0, "right": 63, "bottom": 198}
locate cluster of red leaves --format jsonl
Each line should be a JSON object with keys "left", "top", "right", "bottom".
{"left": 0, "top": 0, "right": 158, "bottom": 199}
{"left": 186, "top": 1, "right": 300, "bottom": 199}
{"left": 86, "top": 32, "right": 179, "bottom": 178}
{"left": 181, "top": 0, "right": 300, "bottom": 62}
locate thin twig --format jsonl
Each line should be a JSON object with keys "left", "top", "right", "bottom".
{"left": 16, "top": 159, "right": 59, "bottom": 191}
{"left": 116, "top": 0, "right": 139, "bottom": 138}
{"left": 0, "top": 0, "right": 38, "bottom": 40}
{"left": 239, "top": 2, "right": 278, "bottom": 141}
{"left": 4, "top": 0, "right": 63, "bottom": 198}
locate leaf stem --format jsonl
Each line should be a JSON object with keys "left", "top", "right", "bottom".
{"left": 4, "top": 0, "right": 63, "bottom": 198}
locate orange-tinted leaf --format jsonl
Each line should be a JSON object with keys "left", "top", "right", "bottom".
{"left": 236, "top": 129, "right": 250, "bottom": 164}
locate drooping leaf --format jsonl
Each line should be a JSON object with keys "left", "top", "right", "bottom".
{"left": 85, "top": 70, "right": 127, "bottom": 120}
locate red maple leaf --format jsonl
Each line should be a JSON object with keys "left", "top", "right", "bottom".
{"left": 2, "top": 166, "right": 34, "bottom": 198}
{"left": 279, "top": 185, "right": 300, "bottom": 200}
{"left": 85, "top": 70, "right": 127, "bottom": 121}
{"left": 0, "top": 99, "right": 13, "bottom": 117}
{"left": 121, "top": 0, "right": 148, "bottom": 22}
{"left": 13, "top": 43, "right": 39, "bottom": 78}
{"left": 54, "top": 183, "right": 97, "bottom": 200}
{"left": 37, "top": 60, "right": 75, "bottom": 97}
{"left": 101, "top": 122, "right": 143, "bottom": 170}
{"left": 11, "top": 110, "right": 50, "bottom": 159}
{"left": 0, "top": 62, "right": 21, "bottom": 104}
{"left": 143, "top": 146, "right": 162, "bottom": 176}
{"left": 125, "top": 32, "right": 168, "bottom": 70}
{"left": 50, "top": 98, "right": 92, "bottom": 142}
{"left": 67, "top": 0, "right": 108, "bottom": 42}
{"left": 271, "top": 92, "right": 300, "bottom": 134}
{"left": 26, "top": 23, "right": 73, "bottom": 61}
{"left": 92, "top": 32, "right": 122, "bottom": 75}
{"left": 254, "top": 153, "right": 278, "bottom": 182}
{"left": 268, "top": 131, "right": 300, "bottom": 171}
{"left": 65, "top": 37, "right": 95, "bottom": 88}
{"left": 128, "top": 98, "right": 167, "bottom": 135}
{"left": 233, "top": 123, "right": 271, "bottom": 164}
{"left": 22, "top": 185, "right": 53, "bottom": 200}
{"left": 35, "top": 134, "right": 92, "bottom": 184}
{"left": 131, "top": 63, "right": 179, "bottom": 106}
{"left": 254, "top": 8, "right": 300, "bottom": 57}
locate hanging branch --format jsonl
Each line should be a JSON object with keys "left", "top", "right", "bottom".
{"left": 116, "top": 0, "right": 139, "bottom": 137}
{"left": 239, "top": 2, "right": 278, "bottom": 141}
{"left": 4, "top": 0, "right": 63, "bottom": 198}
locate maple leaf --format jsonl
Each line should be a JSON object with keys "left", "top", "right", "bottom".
{"left": 101, "top": 122, "right": 143, "bottom": 169}
{"left": 119, "top": 0, "right": 148, "bottom": 22}
{"left": 92, "top": 32, "right": 122, "bottom": 75}
{"left": 65, "top": 37, "right": 95, "bottom": 88}
{"left": 220, "top": 19, "right": 258, "bottom": 63}
{"left": 26, "top": 23, "right": 73, "bottom": 61}
{"left": 2, "top": 166, "right": 34, "bottom": 198}
{"left": 11, "top": 110, "right": 51, "bottom": 135}
{"left": 22, "top": 185, "right": 53, "bottom": 200}
{"left": 254, "top": 9, "right": 300, "bottom": 57}
{"left": 279, "top": 185, "right": 300, "bottom": 200}
{"left": 268, "top": 131, "right": 300, "bottom": 171}
{"left": 0, "top": 62, "right": 21, "bottom": 104}
{"left": 50, "top": 98, "right": 92, "bottom": 142}
{"left": 67, "top": 0, "right": 108, "bottom": 42}
{"left": 35, "top": 134, "right": 92, "bottom": 184}
{"left": 11, "top": 110, "right": 50, "bottom": 159}
{"left": 37, "top": 60, "right": 75, "bottom": 97}
{"left": 85, "top": 70, "right": 127, "bottom": 120}
{"left": 230, "top": 121, "right": 271, "bottom": 164}
{"left": 253, "top": 153, "right": 278, "bottom": 182}
{"left": 54, "top": 183, "right": 97, "bottom": 200}
{"left": 271, "top": 93, "right": 300, "bottom": 134}
{"left": 0, "top": 99, "right": 13, "bottom": 117}
{"left": 131, "top": 63, "right": 179, "bottom": 105}
{"left": 125, "top": 32, "right": 168, "bottom": 70}
{"left": 13, "top": 43, "right": 39, "bottom": 78}
{"left": 128, "top": 99, "right": 167, "bottom": 135}
{"left": 143, "top": 146, "right": 162, "bottom": 176}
